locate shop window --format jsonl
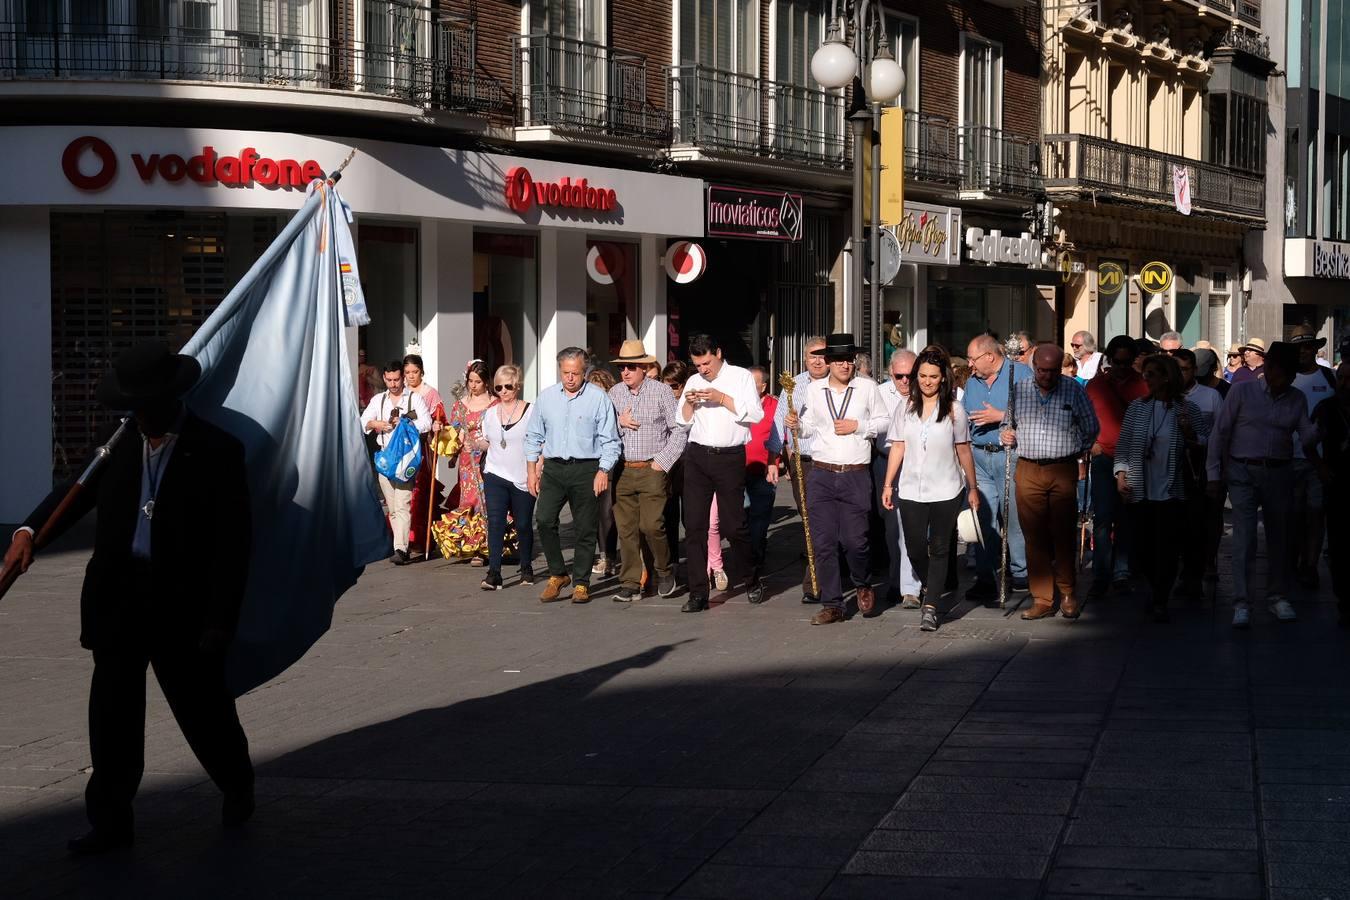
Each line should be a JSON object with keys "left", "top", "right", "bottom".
{"left": 585, "top": 240, "right": 637, "bottom": 367}
{"left": 357, "top": 222, "right": 419, "bottom": 373}
{"left": 1208, "top": 270, "right": 1230, "bottom": 351}
{"left": 473, "top": 233, "right": 539, "bottom": 399}
{"left": 927, "top": 284, "right": 987, "bottom": 356}
{"left": 882, "top": 12, "right": 919, "bottom": 113}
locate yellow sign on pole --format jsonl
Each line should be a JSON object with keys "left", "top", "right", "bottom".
{"left": 879, "top": 107, "right": 906, "bottom": 227}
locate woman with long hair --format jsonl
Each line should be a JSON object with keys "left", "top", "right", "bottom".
{"left": 432, "top": 359, "right": 496, "bottom": 564}
{"left": 882, "top": 346, "right": 980, "bottom": 632}
{"left": 403, "top": 354, "right": 445, "bottom": 557}
{"left": 1113, "top": 354, "right": 1209, "bottom": 622}
{"left": 477, "top": 365, "right": 535, "bottom": 589}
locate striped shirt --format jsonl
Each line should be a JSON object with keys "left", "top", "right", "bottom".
{"left": 1113, "top": 398, "right": 1209, "bottom": 502}
{"left": 608, "top": 378, "right": 687, "bottom": 471}
{"left": 1009, "top": 376, "right": 1099, "bottom": 461}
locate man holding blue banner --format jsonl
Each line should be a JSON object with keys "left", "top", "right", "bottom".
{"left": 362, "top": 360, "right": 432, "bottom": 565}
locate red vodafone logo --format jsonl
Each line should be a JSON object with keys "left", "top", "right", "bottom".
{"left": 62, "top": 136, "right": 118, "bottom": 191}
{"left": 504, "top": 166, "right": 618, "bottom": 215}
{"left": 61, "top": 137, "right": 325, "bottom": 191}
{"left": 665, "top": 241, "right": 707, "bottom": 284}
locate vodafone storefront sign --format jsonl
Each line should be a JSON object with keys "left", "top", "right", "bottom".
{"left": 61, "top": 135, "right": 324, "bottom": 192}
{"left": 504, "top": 166, "right": 618, "bottom": 214}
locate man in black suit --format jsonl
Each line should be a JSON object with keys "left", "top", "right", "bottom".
{"left": 3, "top": 342, "right": 255, "bottom": 855}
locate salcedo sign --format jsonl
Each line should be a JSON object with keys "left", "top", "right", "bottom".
{"left": 61, "top": 135, "right": 325, "bottom": 192}
{"left": 504, "top": 166, "right": 618, "bottom": 215}
{"left": 706, "top": 185, "right": 804, "bottom": 242}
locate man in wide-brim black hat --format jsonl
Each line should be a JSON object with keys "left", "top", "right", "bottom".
{"left": 3, "top": 341, "right": 257, "bottom": 854}
{"left": 786, "top": 333, "right": 891, "bottom": 624}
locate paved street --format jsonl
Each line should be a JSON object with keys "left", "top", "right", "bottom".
{"left": 2, "top": 486, "right": 1349, "bottom": 899}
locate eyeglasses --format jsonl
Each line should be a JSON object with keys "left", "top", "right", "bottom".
{"left": 892, "top": 373, "right": 912, "bottom": 382}
{"left": 1070, "top": 343, "right": 1083, "bottom": 350}
{"left": 1228, "top": 353, "right": 1241, "bottom": 359}
{"left": 493, "top": 384, "right": 517, "bottom": 393}
{"left": 618, "top": 363, "right": 643, "bottom": 371}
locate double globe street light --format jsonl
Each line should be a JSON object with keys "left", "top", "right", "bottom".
{"left": 811, "top": 1, "right": 904, "bottom": 356}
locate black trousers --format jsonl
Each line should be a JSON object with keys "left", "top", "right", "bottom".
{"left": 1178, "top": 489, "right": 1211, "bottom": 593}
{"left": 87, "top": 644, "right": 253, "bottom": 836}
{"left": 1325, "top": 484, "right": 1350, "bottom": 615}
{"left": 898, "top": 492, "right": 963, "bottom": 606}
{"left": 807, "top": 466, "right": 873, "bottom": 610}
{"left": 684, "top": 444, "right": 755, "bottom": 596}
{"left": 1130, "top": 499, "right": 1183, "bottom": 608}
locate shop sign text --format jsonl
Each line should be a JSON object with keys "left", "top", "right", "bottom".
{"left": 706, "top": 186, "right": 803, "bottom": 241}
{"left": 1313, "top": 242, "right": 1350, "bottom": 279}
{"left": 1139, "top": 261, "right": 1174, "bottom": 295}
{"left": 504, "top": 166, "right": 618, "bottom": 215}
{"left": 964, "top": 228, "right": 1046, "bottom": 269}
{"left": 62, "top": 135, "right": 324, "bottom": 191}
{"left": 893, "top": 201, "right": 961, "bottom": 266}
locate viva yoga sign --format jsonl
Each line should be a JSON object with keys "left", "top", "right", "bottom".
{"left": 62, "top": 136, "right": 325, "bottom": 191}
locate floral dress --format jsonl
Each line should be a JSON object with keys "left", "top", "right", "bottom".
{"left": 432, "top": 397, "right": 496, "bottom": 559}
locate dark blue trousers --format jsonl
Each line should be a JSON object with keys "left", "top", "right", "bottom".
{"left": 746, "top": 471, "right": 776, "bottom": 569}
{"left": 806, "top": 466, "right": 872, "bottom": 610}
{"left": 484, "top": 471, "right": 536, "bottom": 574}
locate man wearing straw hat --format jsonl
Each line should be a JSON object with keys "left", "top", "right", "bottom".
{"left": 608, "top": 339, "right": 686, "bottom": 603}
{"left": 4, "top": 342, "right": 256, "bottom": 854}
{"left": 1231, "top": 337, "right": 1267, "bottom": 385}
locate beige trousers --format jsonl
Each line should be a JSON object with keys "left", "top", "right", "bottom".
{"left": 379, "top": 473, "right": 414, "bottom": 552}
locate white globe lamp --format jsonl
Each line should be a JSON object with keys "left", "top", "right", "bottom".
{"left": 811, "top": 30, "right": 858, "bottom": 89}
{"left": 867, "top": 53, "right": 905, "bottom": 104}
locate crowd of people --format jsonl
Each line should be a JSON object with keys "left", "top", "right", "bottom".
{"left": 359, "top": 325, "right": 1350, "bottom": 631}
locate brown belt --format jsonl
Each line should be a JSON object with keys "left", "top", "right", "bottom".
{"left": 812, "top": 460, "right": 869, "bottom": 473}
{"left": 624, "top": 459, "right": 653, "bottom": 469}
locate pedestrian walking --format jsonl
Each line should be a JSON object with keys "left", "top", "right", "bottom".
{"left": 1173, "top": 348, "right": 1223, "bottom": 599}
{"left": 1206, "top": 342, "right": 1320, "bottom": 626}
{"left": 525, "top": 348, "right": 622, "bottom": 605}
{"left": 1194, "top": 347, "right": 1230, "bottom": 398}
{"left": 1312, "top": 362, "right": 1350, "bottom": 628}
{"left": 706, "top": 367, "right": 782, "bottom": 583}
{"left": 607, "top": 340, "right": 686, "bottom": 603}
{"left": 1232, "top": 338, "right": 1266, "bottom": 385}
{"left": 660, "top": 362, "right": 691, "bottom": 571}
{"left": 963, "top": 334, "right": 1033, "bottom": 602}
{"left": 786, "top": 334, "right": 891, "bottom": 624}
{"left": 881, "top": 346, "right": 980, "bottom": 632}
{"left": 676, "top": 333, "right": 766, "bottom": 612}
{"left": 402, "top": 353, "right": 446, "bottom": 557}
{"left": 436, "top": 360, "right": 496, "bottom": 564}
{"left": 1288, "top": 325, "right": 1337, "bottom": 588}
{"left": 775, "top": 336, "right": 830, "bottom": 603}
{"left": 875, "top": 349, "right": 923, "bottom": 607}
{"left": 1072, "top": 330, "right": 1104, "bottom": 380}
{"left": 1224, "top": 344, "right": 1244, "bottom": 382}
{"left": 478, "top": 365, "right": 536, "bottom": 590}
{"left": 361, "top": 360, "right": 432, "bottom": 564}
{"left": 588, "top": 367, "right": 620, "bottom": 579}
{"left": 1112, "top": 354, "right": 1209, "bottom": 622}
{"left": 1084, "top": 336, "right": 1148, "bottom": 600}
{"left": 1002, "top": 345, "right": 1100, "bottom": 620}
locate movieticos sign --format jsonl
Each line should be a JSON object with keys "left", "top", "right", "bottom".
{"left": 706, "top": 185, "right": 803, "bottom": 242}
{"left": 504, "top": 166, "right": 618, "bottom": 215}
{"left": 61, "top": 135, "right": 324, "bottom": 191}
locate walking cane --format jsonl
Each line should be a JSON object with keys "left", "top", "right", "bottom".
{"left": 0, "top": 419, "right": 132, "bottom": 602}
{"left": 779, "top": 373, "right": 820, "bottom": 599}
{"left": 998, "top": 337, "right": 1021, "bottom": 610}
{"left": 423, "top": 439, "right": 439, "bottom": 560}
{"left": 1078, "top": 457, "right": 1092, "bottom": 571}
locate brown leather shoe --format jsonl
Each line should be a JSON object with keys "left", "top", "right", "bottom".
{"left": 540, "top": 575, "right": 571, "bottom": 603}
{"left": 1060, "top": 599, "right": 1082, "bottom": 619}
{"left": 857, "top": 585, "right": 878, "bottom": 618}
{"left": 571, "top": 584, "right": 591, "bottom": 604}
{"left": 811, "top": 607, "right": 846, "bottom": 625}
{"left": 1021, "top": 603, "right": 1057, "bottom": 620}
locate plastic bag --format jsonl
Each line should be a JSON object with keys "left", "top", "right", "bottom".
{"left": 374, "top": 416, "right": 423, "bottom": 483}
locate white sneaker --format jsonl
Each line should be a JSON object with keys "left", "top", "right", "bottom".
{"left": 592, "top": 555, "right": 608, "bottom": 576}
{"left": 712, "top": 568, "right": 729, "bottom": 591}
{"left": 1232, "top": 605, "right": 1251, "bottom": 629}
{"left": 1268, "top": 598, "right": 1297, "bottom": 622}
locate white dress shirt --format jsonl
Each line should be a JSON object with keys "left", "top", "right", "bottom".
{"left": 361, "top": 389, "right": 431, "bottom": 447}
{"left": 888, "top": 400, "right": 971, "bottom": 502}
{"left": 876, "top": 377, "right": 907, "bottom": 452}
{"left": 1078, "top": 351, "right": 1104, "bottom": 381}
{"left": 676, "top": 362, "right": 764, "bottom": 447}
{"left": 797, "top": 376, "right": 890, "bottom": 466}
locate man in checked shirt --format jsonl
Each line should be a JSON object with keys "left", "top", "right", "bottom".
{"left": 1001, "top": 344, "right": 1100, "bottom": 620}
{"left": 608, "top": 340, "right": 688, "bottom": 603}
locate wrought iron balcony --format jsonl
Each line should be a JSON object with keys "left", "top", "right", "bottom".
{"left": 667, "top": 64, "right": 846, "bottom": 166}
{"left": 430, "top": 16, "right": 508, "bottom": 114}
{"left": 515, "top": 33, "right": 668, "bottom": 141}
{"left": 958, "top": 125, "right": 1040, "bottom": 194}
{"left": 1237, "top": 0, "right": 1261, "bottom": 25}
{"left": 0, "top": 3, "right": 434, "bottom": 102}
{"left": 1044, "top": 133, "right": 1264, "bottom": 219}
{"left": 904, "top": 112, "right": 960, "bottom": 186}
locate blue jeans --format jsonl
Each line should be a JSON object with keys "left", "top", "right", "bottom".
{"left": 1090, "top": 453, "right": 1132, "bottom": 588}
{"left": 484, "top": 471, "right": 536, "bottom": 574}
{"left": 746, "top": 471, "right": 776, "bottom": 569}
{"left": 971, "top": 444, "right": 1027, "bottom": 582}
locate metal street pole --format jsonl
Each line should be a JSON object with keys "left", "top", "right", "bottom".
{"left": 848, "top": 102, "right": 867, "bottom": 338}
{"left": 869, "top": 101, "right": 882, "bottom": 369}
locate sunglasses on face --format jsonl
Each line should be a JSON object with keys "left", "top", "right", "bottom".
{"left": 1070, "top": 343, "right": 1083, "bottom": 350}
{"left": 493, "top": 384, "right": 517, "bottom": 393}
{"left": 619, "top": 363, "right": 644, "bottom": 371}
{"left": 892, "top": 373, "right": 912, "bottom": 381}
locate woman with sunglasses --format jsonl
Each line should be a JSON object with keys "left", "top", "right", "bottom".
{"left": 882, "top": 346, "right": 980, "bottom": 632}
{"left": 432, "top": 359, "right": 496, "bottom": 565}
{"left": 477, "top": 365, "right": 535, "bottom": 589}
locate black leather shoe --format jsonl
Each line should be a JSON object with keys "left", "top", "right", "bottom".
{"left": 682, "top": 594, "right": 709, "bottom": 613}
{"left": 67, "top": 830, "right": 133, "bottom": 856}
{"left": 222, "top": 786, "right": 256, "bottom": 827}
{"left": 800, "top": 593, "right": 821, "bottom": 605}
{"left": 391, "top": 550, "right": 410, "bottom": 566}
{"left": 747, "top": 582, "right": 766, "bottom": 605}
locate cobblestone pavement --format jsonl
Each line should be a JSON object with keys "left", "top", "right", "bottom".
{"left": 2, "top": 485, "right": 1349, "bottom": 899}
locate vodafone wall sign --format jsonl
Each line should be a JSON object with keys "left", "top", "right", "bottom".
{"left": 504, "top": 166, "right": 618, "bottom": 215}
{"left": 665, "top": 241, "right": 707, "bottom": 284}
{"left": 61, "top": 135, "right": 325, "bottom": 192}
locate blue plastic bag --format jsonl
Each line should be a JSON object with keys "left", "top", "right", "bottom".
{"left": 374, "top": 416, "right": 422, "bottom": 483}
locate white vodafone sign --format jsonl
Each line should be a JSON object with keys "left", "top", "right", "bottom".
{"left": 665, "top": 241, "right": 707, "bottom": 284}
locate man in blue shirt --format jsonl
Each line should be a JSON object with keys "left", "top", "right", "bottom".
{"left": 525, "top": 347, "right": 622, "bottom": 604}
{"left": 963, "top": 334, "right": 1033, "bottom": 602}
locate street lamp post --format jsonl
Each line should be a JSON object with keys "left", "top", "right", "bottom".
{"left": 811, "top": 1, "right": 903, "bottom": 359}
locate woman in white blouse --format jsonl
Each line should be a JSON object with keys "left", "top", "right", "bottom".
{"left": 475, "top": 365, "right": 536, "bottom": 590}
{"left": 881, "top": 346, "right": 980, "bottom": 632}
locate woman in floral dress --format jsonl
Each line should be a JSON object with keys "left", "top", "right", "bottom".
{"left": 403, "top": 353, "right": 445, "bottom": 557}
{"left": 432, "top": 360, "right": 497, "bottom": 564}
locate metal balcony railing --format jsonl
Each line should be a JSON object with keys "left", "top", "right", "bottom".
{"left": 1237, "top": 0, "right": 1261, "bottom": 25}
{"left": 0, "top": 5, "right": 434, "bottom": 102}
{"left": 959, "top": 125, "right": 1041, "bottom": 195}
{"left": 430, "top": 16, "right": 507, "bottom": 114}
{"left": 1202, "top": 0, "right": 1235, "bottom": 14}
{"left": 667, "top": 63, "right": 846, "bottom": 166}
{"left": 1044, "top": 133, "right": 1265, "bottom": 218}
{"left": 514, "top": 33, "right": 668, "bottom": 141}
{"left": 904, "top": 112, "right": 960, "bottom": 186}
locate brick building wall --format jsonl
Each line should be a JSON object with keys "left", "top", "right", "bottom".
{"left": 440, "top": 0, "right": 519, "bottom": 96}
{"left": 611, "top": 0, "right": 674, "bottom": 109}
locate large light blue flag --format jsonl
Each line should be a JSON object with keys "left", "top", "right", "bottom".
{"left": 181, "top": 183, "right": 389, "bottom": 696}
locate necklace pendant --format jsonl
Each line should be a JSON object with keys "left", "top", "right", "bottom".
{"left": 500, "top": 437, "right": 507, "bottom": 449}
{"left": 141, "top": 500, "right": 155, "bottom": 521}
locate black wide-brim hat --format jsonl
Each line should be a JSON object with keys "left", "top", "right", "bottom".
{"left": 810, "top": 333, "right": 864, "bottom": 358}
{"left": 96, "top": 341, "right": 202, "bottom": 410}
